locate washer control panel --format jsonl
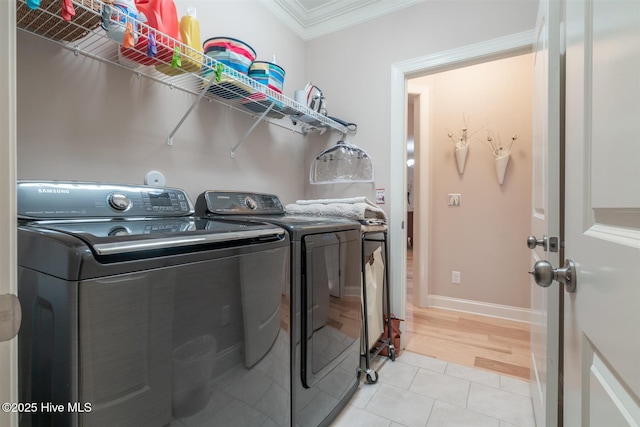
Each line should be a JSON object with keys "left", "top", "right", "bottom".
{"left": 244, "top": 196, "right": 258, "bottom": 211}
{"left": 17, "top": 181, "right": 194, "bottom": 219}
{"left": 108, "top": 192, "right": 132, "bottom": 211}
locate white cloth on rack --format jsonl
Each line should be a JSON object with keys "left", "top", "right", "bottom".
{"left": 285, "top": 197, "right": 387, "bottom": 223}
{"left": 365, "top": 246, "right": 385, "bottom": 350}
{"left": 295, "top": 197, "right": 373, "bottom": 206}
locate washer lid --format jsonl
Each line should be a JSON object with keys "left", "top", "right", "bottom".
{"left": 27, "top": 217, "right": 285, "bottom": 256}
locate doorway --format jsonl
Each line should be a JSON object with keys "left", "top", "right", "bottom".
{"left": 391, "top": 30, "right": 532, "bottom": 378}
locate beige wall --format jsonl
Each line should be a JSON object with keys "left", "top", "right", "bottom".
{"left": 303, "top": 2, "right": 537, "bottom": 311}
{"left": 303, "top": 1, "right": 538, "bottom": 207}
{"left": 17, "top": 0, "right": 310, "bottom": 204}
{"left": 16, "top": 1, "right": 537, "bottom": 311}
{"left": 416, "top": 53, "right": 534, "bottom": 309}
{"left": 16, "top": 0, "right": 537, "bottom": 208}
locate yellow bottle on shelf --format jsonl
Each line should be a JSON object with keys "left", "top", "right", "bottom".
{"left": 156, "top": 6, "right": 202, "bottom": 76}
{"left": 179, "top": 6, "right": 203, "bottom": 72}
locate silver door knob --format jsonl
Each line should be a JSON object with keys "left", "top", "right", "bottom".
{"left": 526, "top": 235, "right": 547, "bottom": 250}
{"left": 529, "top": 259, "right": 577, "bottom": 293}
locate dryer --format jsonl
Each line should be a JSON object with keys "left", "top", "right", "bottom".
{"left": 17, "top": 181, "right": 290, "bottom": 426}
{"left": 196, "top": 190, "right": 363, "bottom": 427}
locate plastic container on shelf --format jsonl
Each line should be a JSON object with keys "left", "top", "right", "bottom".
{"left": 248, "top": 60, "right": 285, "bottom": 93}
{"left": 202, "top": 37, "right": 257, "bottom": 99}
{"left": 241, "top": 58, "right": 288, "bottom": 118}
{"left": 147, "top": 0, "right": 181, "bottom": 59}
{"left": 104, "top": 0, "right": 139, "bottom": 44}
{"left": 117, "top": 0, "right": 153, "bottom": 66}
{"left": 202, "top": 37, "right": 256, "bottom": 75}
{"left": 156, "top": 6, "right": 202, "bottom": 75}
{"left": 179, "top": 7, "right": 203, "bottom": 70}
{"left": 119, "top": 0, "right": 181, "bottom": 67}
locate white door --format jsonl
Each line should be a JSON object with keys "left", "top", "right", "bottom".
{"left": 563, "top": 0, "right": 640, "bottom": 425}
{"left": 529, "top": 0, "right": 561, "bottom": 425}
{"left": 0, "top": 2, "right": 19, "bottom": 427}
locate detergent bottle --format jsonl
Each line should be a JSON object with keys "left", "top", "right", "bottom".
{"left": 180, "top": 8, "right": 201, "bottom": 55}
{"left": 178, "top": 6, "right": 202, "bottom": 72}
{"left": 119, "top": 0, "right": 160, "bottom": 67}
{"left": 105, "top": 0, "right": 139, "bottom": 44}
{"left": 151, "top": 0, "right": 184, "bottom": 76}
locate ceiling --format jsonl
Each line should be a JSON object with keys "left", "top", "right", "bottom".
{"left": 258, "top": 0, "right": 426, "bottom": 41}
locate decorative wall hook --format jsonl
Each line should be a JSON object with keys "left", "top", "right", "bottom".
{"left": 446, "top": 114, "right": 486, "bottom": 175}
{"left": 483, "top": 131, "right": 517, "bottom": 185}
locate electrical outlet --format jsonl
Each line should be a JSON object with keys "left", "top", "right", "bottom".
{"left": 448, "top": 194, "right": 461, "bottom": 206}
{"left": 452, "top": 271, "right": 461, "bottom": 284}
{"left": 222, "top": 305, "right": 231, "bottom": 325}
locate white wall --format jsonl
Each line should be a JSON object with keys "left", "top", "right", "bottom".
{"left": 17, "top": 0, "right": 312, "bottom": 204}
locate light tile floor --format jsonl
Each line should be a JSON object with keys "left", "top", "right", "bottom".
{"left": 331, "top": 351, "right": 536, "bottom": 427}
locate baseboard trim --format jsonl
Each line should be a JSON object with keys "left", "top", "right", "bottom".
{"left": 427, "top": 295, "right": 531, "bottom": 323}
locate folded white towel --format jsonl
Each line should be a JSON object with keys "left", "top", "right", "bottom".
{"left": 296, "top": 197, "right": 376, "bottom": 207}
{"left": 285, "top": 200, "right": 387, "bottom": 223}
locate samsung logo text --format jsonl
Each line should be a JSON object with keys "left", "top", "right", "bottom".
{"left": 38, "top": 188, "right": 71, "bottom": 194}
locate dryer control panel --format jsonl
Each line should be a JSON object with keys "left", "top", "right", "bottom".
{"left": 197, "top": 191, "right": 285, "bottom": 216}
{"left": 17, "top": 181, "right": 194, "bottom": 219}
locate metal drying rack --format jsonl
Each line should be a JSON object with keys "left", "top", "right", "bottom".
{"left": 16, "top": 0, "right": 347, "bottom": 155}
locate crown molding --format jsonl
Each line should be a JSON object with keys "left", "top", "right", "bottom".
{"left": 258, "top": 0, "right": 427, "bottom": 41}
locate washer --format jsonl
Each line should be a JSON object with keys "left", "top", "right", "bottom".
{"left": 196, "top": 190, "right": 363, "bottom": 427}
{"left": 17, "top": 181, "right": 290, "bottom": 427}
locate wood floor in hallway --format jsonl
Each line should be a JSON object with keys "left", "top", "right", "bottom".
{"left": 403, "top": 248, "right": 532, "bottom": 381}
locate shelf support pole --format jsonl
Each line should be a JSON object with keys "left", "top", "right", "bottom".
{"left": 230, "top": 101, "right": 276, "bottom": 158}
{"left": 167, "top": 73, "right": 218, "bottom": 145}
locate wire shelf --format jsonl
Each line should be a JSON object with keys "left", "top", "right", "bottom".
{"left": 16, "top": 0, "right": 347, "bottom": 138}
